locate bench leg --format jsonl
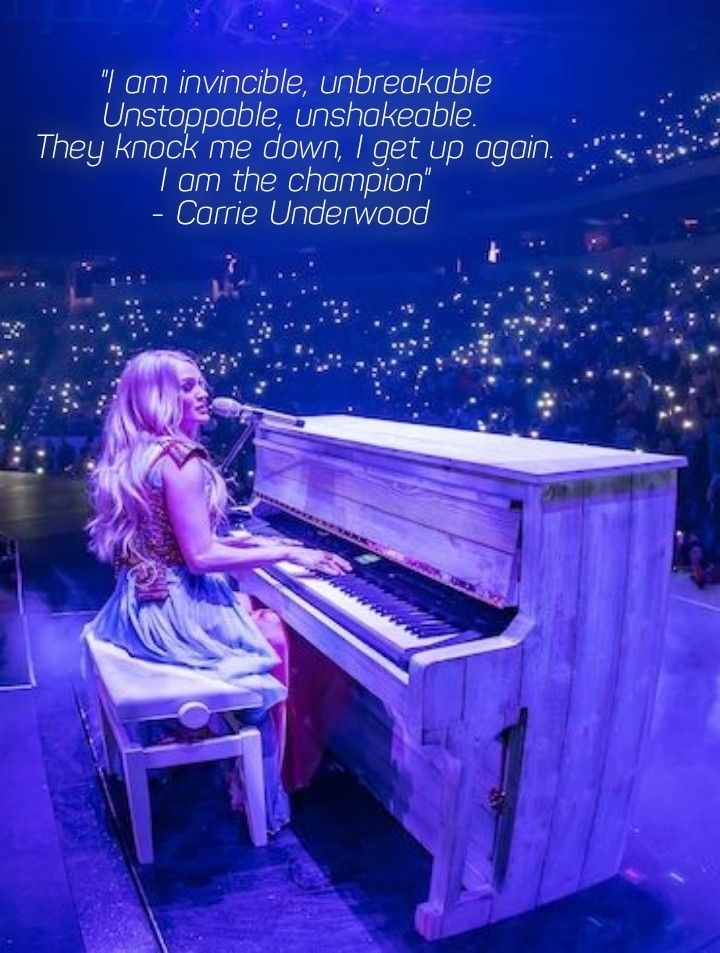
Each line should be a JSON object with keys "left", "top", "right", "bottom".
{"left": 123, "top": 750, "right": 154, "bottom": 863}
{"left": 99, "top": 704, "right": 122, "bottom": 777}
{"left": 241, "top": 729, "right": 267, "bottom": 847}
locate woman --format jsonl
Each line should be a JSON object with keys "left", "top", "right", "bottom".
{"left": 82, "top": 349, "right": 349, "bottom": 831}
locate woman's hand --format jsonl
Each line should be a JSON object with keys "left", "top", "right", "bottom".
{"left": 221, "top": 531, "right": 254, "bottom": 547}
{"left": 287, "top": 548, "right": 353, "bottom": 576}
{"left": 222, "top": 532, "right": 305, "bottom": 549}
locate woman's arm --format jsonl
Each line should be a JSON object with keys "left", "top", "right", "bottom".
{"left": 163, "top": 456, "right": 350, "bottom": 575}
{"left": 221, "top": 531, "right": 304, "bottom": 550}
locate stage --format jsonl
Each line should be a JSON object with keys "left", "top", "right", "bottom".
{"left": 1, "top": 473, "right": 719, "bottom": 952}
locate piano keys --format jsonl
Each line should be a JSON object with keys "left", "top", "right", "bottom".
{"left": 237, "top": 507, "right": 517, "bottom": 666}
{"left": 233, "top": 414, "right": 685, "bottom": 940}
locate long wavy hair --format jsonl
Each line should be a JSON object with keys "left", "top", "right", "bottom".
{"left": 87, "top": 349, "right": 227, "bottom": 563}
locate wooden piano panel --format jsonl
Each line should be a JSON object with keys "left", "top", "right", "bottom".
{"left": 534, "top": 474, "right": 633, "bottom": 902}
{"left": 494, "top": 470, "right": 679, "bottom": 921}
{"left": 330, "top": 681, "right": 502, "bottom": 892}
{"left": 579, "top": 470, "right": 676, "bottom": 884}
{"left": 254, "top": 439, "right": 521, "bottom": 554}
{"left": 254, "top": 438, "right": 522, "bottom": 607}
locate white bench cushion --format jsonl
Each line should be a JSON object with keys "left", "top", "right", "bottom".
{"left": 84, "top": 634, "right": 263, "bottom": 722}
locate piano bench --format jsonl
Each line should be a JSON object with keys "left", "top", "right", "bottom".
{"left": 83, "top": 633, "right": 268, "bottom": 863}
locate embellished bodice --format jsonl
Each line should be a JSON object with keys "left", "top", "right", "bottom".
{"left": 118, "top": 438, "right": 211, "bottom": 600}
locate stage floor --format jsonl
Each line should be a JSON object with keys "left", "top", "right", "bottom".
{"left": 1, "top": 473, "right": 719, "bottom": 951}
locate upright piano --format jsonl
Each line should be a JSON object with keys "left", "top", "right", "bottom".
{"left": 236, "top": 415, "right": 685, "bottom": 940}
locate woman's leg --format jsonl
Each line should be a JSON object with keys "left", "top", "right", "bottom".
{"left": 249, "top": 607, "right": 288, "bottom": 768}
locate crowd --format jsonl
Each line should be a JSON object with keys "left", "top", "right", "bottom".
{"left": 1, "top": 252, "right": 719, "bottom": 568}
{"left": 560, "top": 89, "right": 720, "bottom": 187}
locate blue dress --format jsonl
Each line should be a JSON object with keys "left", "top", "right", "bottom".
{"left": 81, "top": 438, "right": 290, "bottom": 831}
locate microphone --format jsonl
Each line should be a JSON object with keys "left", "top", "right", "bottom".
{"left": 210, "top": 397, "right": 244, "bottom": 419}
{"left": 210, "top": 397, "right": 305, "bottom": 428}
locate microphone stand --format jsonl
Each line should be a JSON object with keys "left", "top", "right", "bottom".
{"left": 218, "top": 405, "right": 305, "bottom": 518}
{"left": 219, "top": 413, "right": 257, "bottom": 479}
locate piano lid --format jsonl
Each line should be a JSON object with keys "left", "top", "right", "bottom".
{"left": 280, "top": 416, "right": 686, "bottom": 484}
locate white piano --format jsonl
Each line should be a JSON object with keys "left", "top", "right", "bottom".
{"left": 236, "top": 415, "right": 685, "bottom": 940}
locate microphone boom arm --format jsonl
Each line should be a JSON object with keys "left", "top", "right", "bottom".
{"left": 218, "top": 404, "right": 304, "bottom": 478}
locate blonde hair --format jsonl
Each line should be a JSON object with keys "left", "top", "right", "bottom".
{"left": 87, "top": 349, "right": 227, "bottom": 563}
